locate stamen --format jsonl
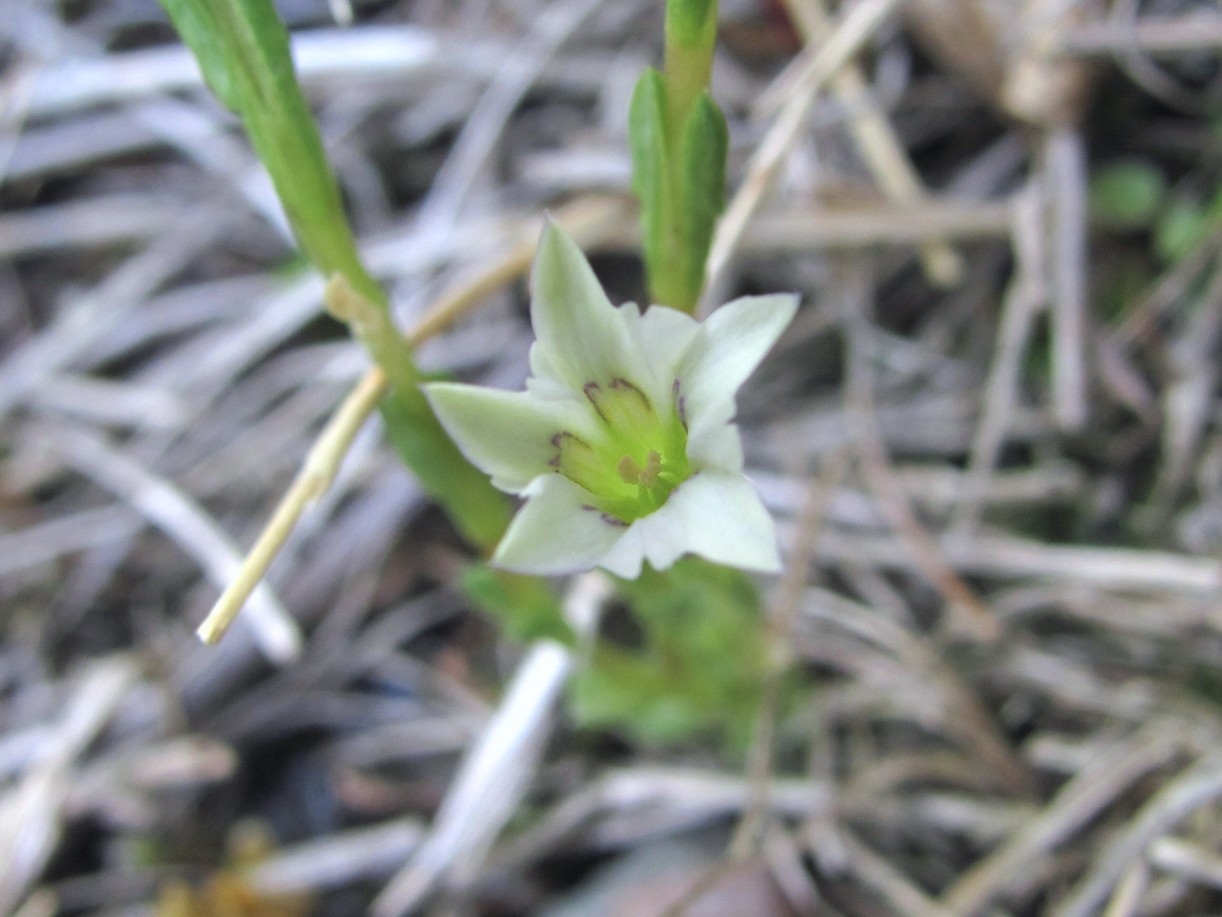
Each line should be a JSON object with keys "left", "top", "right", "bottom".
{"left": 617, "top": 454, "right": 642, "bottom": 485}
{"left": 562, "top": 375, "right": 692, "bottom": 522}
{"left": 638, "top": 450, "right": 662, "bottom": 488}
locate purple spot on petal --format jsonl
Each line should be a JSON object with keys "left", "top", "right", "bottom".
{"left": 600, "top": 513, "right": 630, "bottom": 528}
{"left": 582, "top": 382, "right": 608, "bottom": 421}
{"left": 612, "top": 377, "right": 652, "bottom": 409}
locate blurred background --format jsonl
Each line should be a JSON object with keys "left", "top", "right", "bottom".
{"left": 1, "top": 0, "right": 1222, "bottom": 914}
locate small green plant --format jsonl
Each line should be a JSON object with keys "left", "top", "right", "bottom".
{"left": 1155, "top": 188, "right": 1222, "bottom": 264}
{"left": 572, "top": 558, "right": 773, "bottom": 746}
{"left": 160, "top": 0, "right": 795, "bottom": 743}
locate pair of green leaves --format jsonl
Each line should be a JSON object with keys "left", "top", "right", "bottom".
{"left": 630, "top": 0, "right": 728, "bottom": 315}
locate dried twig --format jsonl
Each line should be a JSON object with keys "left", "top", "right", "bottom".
{"left": 372, "top": 572, "right": 610, "bottom": 917}
{"left": 702, "top": 0, "right": 903, "bottom": 310}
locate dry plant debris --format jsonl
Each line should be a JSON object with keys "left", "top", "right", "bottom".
{"left": 2, "top": 0, "right": 1222, "bottom": 915}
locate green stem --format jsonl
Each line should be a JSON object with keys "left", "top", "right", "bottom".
{"left": 160, "top": 0, "right": 512, "bottom": 553}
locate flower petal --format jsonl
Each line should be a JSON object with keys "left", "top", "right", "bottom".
{"left": 678, "top": 293, "right": 798, "bottom": 425}
{"left": 618, "top": 301, "right": 701, "bottom": 410}
{"left": 425, "top": 382, "right": 591, "bottom": 493}
{"left": 672, "top": 472, "right": 781, "bottom": 571}
{"left": 492, "top": 475, "right": 628, "bottom": 574}
{"left": 686, "top": 419, "right": 744, "bottom": 472}
{"left": 529, "top": 220, "right": 636, "bottom": 391}
{"left": 603, "top": 471, "right": 781, "bottom": 575}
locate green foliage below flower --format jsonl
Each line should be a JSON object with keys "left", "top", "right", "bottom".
{"left": 462, "top": 564, "right": 573, "bottom": 645}
{"left": 571, "top": 558, "right": 770, "bottom": 746}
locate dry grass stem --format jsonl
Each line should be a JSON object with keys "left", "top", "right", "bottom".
{"left": 731, "top": 449, "right": 849, "bottom": 861}
{"left": 372, "top": 573, "right": 610, "bottom": 917}
{"left": 791, "top": 0, "right": 964, "bottom": 286}
{"left": 702, "top": 0, "right": 903, "bottom": 310}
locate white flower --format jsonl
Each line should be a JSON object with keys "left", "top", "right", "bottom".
{"left": 425, "top": 222, "right": 797, "bottom": 579}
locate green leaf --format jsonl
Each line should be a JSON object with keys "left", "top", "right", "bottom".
{"left": 663, "top": 0, "right": 718, "bottom": 153}
{"left": 1089, "top": 161, "right": 1166, "bottom": 225}
{"left": 571, "top": 557, "right": 769, "bottom": 746}
{"left": 629, "top": 68, "right": 681, "bottom": 308}
{"left": 159, "top": 0, "right": 517, "bottom": 562}
{"left": 158, "top": 0, "right": 380, "bottom": 303}
{"left": 677, "top": 92, "right": 728, "bottom": 308}
{"left": 157, "top": 0, "right": 240, "bottom": 108}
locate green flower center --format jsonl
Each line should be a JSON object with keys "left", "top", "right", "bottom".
{"left": 550, "top": 377, "right": 689, "bottom": 523}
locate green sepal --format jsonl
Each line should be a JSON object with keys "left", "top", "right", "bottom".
{"left": 677, "top": 91, "right": 728, "bottom": 309}
{"left": 461, "top": 565, "right": 572, "bottom": 645}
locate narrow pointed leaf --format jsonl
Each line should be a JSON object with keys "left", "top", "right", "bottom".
{"left": 677, "top": 92, "right": 728, "bottom": 308}
{"left": 629, "top": 68, "right": 683, "bottom": 309}
{"left": 158, "top": 0, "right": 379, "bottom": 302}
{"left": 160, "top": 0, "right": 516, "bottom": 555}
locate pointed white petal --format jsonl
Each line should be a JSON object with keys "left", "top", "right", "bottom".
{"left": 618, "top": 302, "right": 701, "bottom": 411}
{"left": 685, "top": 418, "right": 744, "bottom": 472}
{"left": 425, "top": 383, "right": 590, "bottom": 493}
{"left": 677, "top": 293, "right": 798, "bottom": 426}
{"left": 523, "top": 337, "right": 564, "bottom": 396}
{"left": 635, "top": 474, "right": 777, "bottom": 574}
{"left": 525, "top": 341, "right": 572, "bottom": 398}
{"left": 492, "top": 475, "right": 627, "bottom": 574}
{"left": 530, "top": 221, "right": 635, "bottom": 390}
{"left": 595, "top": 527, "right": 648, "bottom": 579}
{"left": 600, "top": 506, "right": 684, "bottom": 577}
{"left": 598, "top": 471, "right": 781, "bottom": 575}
